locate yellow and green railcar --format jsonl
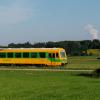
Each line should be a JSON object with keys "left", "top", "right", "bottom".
{"left": 0, "top": 48, "right": 68, "bottom": 66}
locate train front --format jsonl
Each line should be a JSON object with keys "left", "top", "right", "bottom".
{"left": 59, "top": 49, "right": 68, "bottom": 65}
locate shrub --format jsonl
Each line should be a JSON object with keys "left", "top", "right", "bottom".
{"left": 92, "top": 68, "right": 100, "bottom": 77}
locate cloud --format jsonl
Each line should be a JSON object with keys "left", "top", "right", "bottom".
{"left": 0, "top": 0, "right": 35, "bottom": 25}
{"left": 85, "top": 24, "right": 99, "bottom": 40}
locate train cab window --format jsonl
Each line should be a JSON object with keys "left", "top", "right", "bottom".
{"left": 49, "top": 53, "right": 55, "bottom": 58}
{"left": 31, "top": 53, "right": 37, "bottom": 58}
{"left": 15, "top": 53, "right": 21, "bottom": 58}
{"left": 7, "top": 52, "right": 13, "bottom": 58}
{"left": 60, "top": 51, "right": 66, "bottom": 58}
{"left": 0, "top": 53, "right": 6, "bottom": 58}
{"left": 39, "top": 52, "right": 46, "bottom": 58}
{"left": 23, "top": 52, "right": 29, "bottom": 58}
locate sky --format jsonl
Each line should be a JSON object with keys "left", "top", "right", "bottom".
{"left": 0, "top": 0, "right": 100, "bottom": 45}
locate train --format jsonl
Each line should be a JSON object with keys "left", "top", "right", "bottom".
{"left": 0, "top": 48, "right": 68, "bottom": 66}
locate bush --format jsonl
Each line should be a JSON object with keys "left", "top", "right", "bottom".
{"left": 97, "top": 57, "right": 100, "bottom": 59}
{"left": 92, "top": 68, "right": 100, "bottom": 77}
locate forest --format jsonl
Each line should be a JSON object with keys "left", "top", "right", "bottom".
{"left": 1, "top": 39, "right": 100, "bottom": 56}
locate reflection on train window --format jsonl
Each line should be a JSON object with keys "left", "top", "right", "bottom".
{"left": 39, "top": 52, "right": 46, "bottom": 58}
{"left": 7, "top": 52, "right": 13, "bottom": 58}
{"left": 23, "top": 52, "right": 29, "bottom": 58}
{"left": 0, "top": 53, "right": 6, "bottom": 58}
{"left": 31, "top": 53, "right": 37, "bottom": 58}
{"left": 15, "top": 53, "right": 21, "bottom": 58}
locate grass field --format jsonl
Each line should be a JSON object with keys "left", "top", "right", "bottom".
{"left": 67, "top": 56, "right": 100, "bottom": 70}
{"left": 0, "top": 56, "right": 100, "bottom": 100}
{"left": 0, "top": 70, "right": 100, "bottom": 100}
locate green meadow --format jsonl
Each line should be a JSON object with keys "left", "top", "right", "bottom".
{"left": 67, "top": 56, "right": 100, "bottom": 70}
{"left": 0, "top": 56, "right": 100, "bottom": 100}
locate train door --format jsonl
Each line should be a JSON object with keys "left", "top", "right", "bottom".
{"left": 48, "top": 53, "right": 55, "bottom": 66}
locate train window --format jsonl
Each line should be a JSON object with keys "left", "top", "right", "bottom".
{"left": 0, "top": 53, "right": 6, "bottom": 58}
{"left": 52, "top": 53, "right": 55, "bottom": 58}
{"left": 15, "top": 53, "right": 21, "bottom": 58}
{"left": 23, "top": 52, "right": 29, "bottom": 58}
{"left": 31, "top": 52, "right": 37, "bottom": 58}
{"left": 49, "top": 53, "right": 55, "bottom": 58}
{"left": 7, "top": 52, "right": 13, "bottom": 58}
{"left": 49, "top": 53, "right": 52, "bottom": 58}
{"left": 56, "top": 53, "right": 59, "bottom": 58}
{"left": 39, "top": 52, "right": 46, "bottom": 58}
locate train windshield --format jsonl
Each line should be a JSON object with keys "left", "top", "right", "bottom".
{"left": 60, "top": 50, "right": 66, "bottom": 58}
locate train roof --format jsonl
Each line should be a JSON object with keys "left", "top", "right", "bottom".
{"left": 0, "top": 48, "right": 65, "bottom": 52}
{"left": 0, "top": 48, "right": 63, "bottom": 50}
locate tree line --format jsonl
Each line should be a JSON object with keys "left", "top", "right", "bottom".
{"left": 0, "top": 39, "right": 100, "bottom": 56}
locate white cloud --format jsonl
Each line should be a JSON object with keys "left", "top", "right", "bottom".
{"left": 85, "top": 24, "right": 99, "bottom": 39}
{"left": 0, "top": 0, "right": 35, "bottom": 25}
